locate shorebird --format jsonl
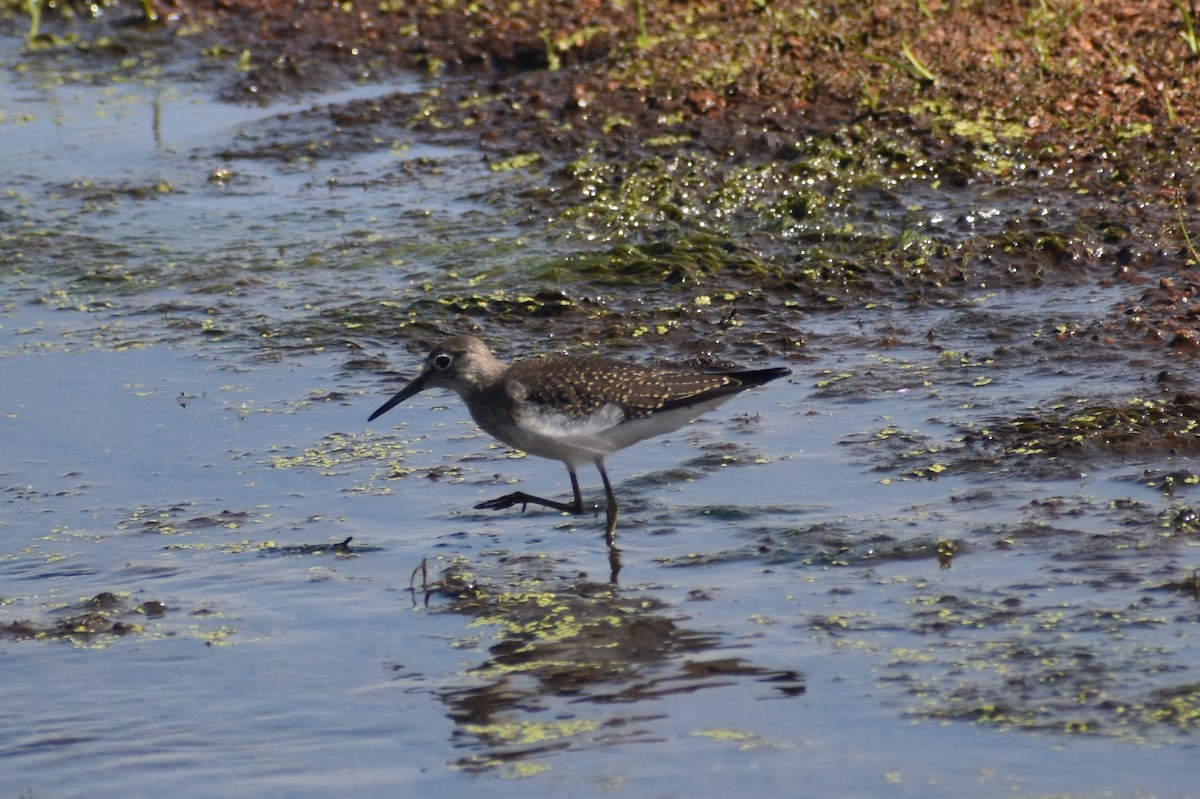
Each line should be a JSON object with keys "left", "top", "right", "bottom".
{"left": 367, "top": 335, "right": 790, "bottom": 549}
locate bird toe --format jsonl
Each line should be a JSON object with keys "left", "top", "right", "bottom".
{"left": 475, "top": 493, "right": 524, "bottom": 511}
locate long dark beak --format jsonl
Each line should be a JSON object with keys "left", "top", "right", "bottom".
{"left": 367, "top": 371, "right": 428, "bottom": 422}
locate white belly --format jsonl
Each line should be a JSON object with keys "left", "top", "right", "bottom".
{"left": 484, "top": 396, "right": 736, "bottom": 468}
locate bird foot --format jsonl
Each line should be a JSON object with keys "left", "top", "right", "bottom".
{"left": 474, "top": 492, "right": 531, "bottom": 512}
{"left": 475, "top": 491, "right": 582, "bottom": 515}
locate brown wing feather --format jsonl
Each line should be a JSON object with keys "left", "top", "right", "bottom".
{"left": 507, "top": 356, "right": 783, "bottom": 420}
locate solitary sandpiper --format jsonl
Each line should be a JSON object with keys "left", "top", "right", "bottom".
{"left": 367, "top": 335, "right": 790, "bottom": 550}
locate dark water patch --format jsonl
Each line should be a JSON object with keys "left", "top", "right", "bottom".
{"left": 1, "top": 590, "right": 167, "bottom": 646}
{"left": 122, "top": 501, "right": 371, "bottom": 559}
{"left": 6, "top": 561, "right": 102, "bottom": 580}
{"left": 254, "top": 536, "right": 373, "bottom": 558}
{"left": 679, "top": 439, "right": 774, "bottom": 473}
{"left": 661, "top": 519, "right": 957, "bottom": 572}
{"left": 948, "top": 393, "right": 1200, "bottom": 479}
{"left": 1105, "top": 272, "right": 1200, "bottom": 352}
{"left": 1116, "top": 468, "right": 1200, "bottom": 498}
{"left": 126, "top": 504, "right": 245, "bottom": 533}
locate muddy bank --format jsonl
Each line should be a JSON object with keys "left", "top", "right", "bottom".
{"left": 10, "top": 2, "right": 1198, "bottom": 292}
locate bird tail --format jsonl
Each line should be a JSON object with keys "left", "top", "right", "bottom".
{"left": 724, "top": 366, "right": 791, "bottom": 389}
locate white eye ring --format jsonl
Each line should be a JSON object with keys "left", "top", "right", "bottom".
{"left": 433, "top": 354, "right": 453, "bottom": 370}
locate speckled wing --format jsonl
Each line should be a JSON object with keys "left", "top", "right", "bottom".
{"left": 507, "top": 356, "right": 776, "bottom": 420}
{"left": 490, "top": 356, "right": 790, "bottom": 463}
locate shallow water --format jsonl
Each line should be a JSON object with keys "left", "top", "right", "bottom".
{"left": 3, "top": 28, "right": 1199, "bottom": 799}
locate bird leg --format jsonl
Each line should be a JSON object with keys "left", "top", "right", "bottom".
{"left": 475, "top": 468, "right": 585, "bottom": 515}
{"left": 597, "top": 459, "right": 622, "bottom": 581}
{"left": 595, "top": 459, "right": 619, "bottom": 548}
{"left": 476, "top": 461, "right": 622, "bottom": 559}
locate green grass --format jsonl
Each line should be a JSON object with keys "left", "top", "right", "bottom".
{"left": 1179, "top": 0, "right": 1200, "bottom": 54}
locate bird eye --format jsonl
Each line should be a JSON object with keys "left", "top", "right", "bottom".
{"left": 433, "top": 354, "right": 453, "bottom": 370}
